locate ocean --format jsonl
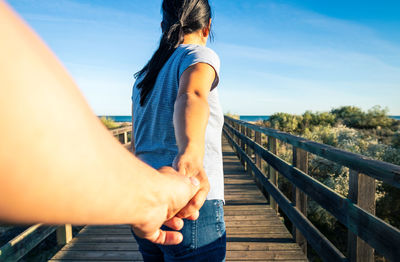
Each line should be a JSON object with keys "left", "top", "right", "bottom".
{"left": 100, "top": 115, "right": 400, "bottom": 122}
{"left": 99, "top": 115, "right": 131, "bottom": 122}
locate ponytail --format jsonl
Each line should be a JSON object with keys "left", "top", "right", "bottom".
{"left": 135, "top": 0, "right": 212, "bottom": 106}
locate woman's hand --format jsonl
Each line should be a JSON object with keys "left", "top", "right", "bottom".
{"left": 131, "top": 166, "right": 200, "bottom": 245}
{"left": 173, "top": 151, "right": 210, "bottom": 220}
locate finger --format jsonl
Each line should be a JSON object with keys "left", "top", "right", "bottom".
{"left": 158, "top": 166, "right": 179, "bottom": 175}
{"left": 163, "top": 217, "right": 184, "bottom": 230}
{"left": 176, "top": 187, "right": 208, "bottom": 219}
{"left": 147, "top": 229, "right": 183, "bottom": 245}
{"left": 176, "top": 161, "right": 187, "bottom": 176}
{"left": 185, "top": 210, "right": 199, "bottom": 221}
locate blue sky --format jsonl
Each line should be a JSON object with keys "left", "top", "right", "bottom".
{"left": 8, "top": 0, "right": 400, "bottom": 115}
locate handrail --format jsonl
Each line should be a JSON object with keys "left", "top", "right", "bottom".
{"left": 225, "top": 116, "right": 400, "bottom": 189}
{"left": 111, "top": 125, "right": 132, "bottom": 145}
{"left": 223, "top": 117, "right": 400, "bottom": 262}
{"left": 0, "top": 224, "right": 57, "bottom": 261}
{"left": 223, "top": 128, "right": 347, "bottom": 262}
{"left": 110, "top": 125, "right": 132, "bottom": 136}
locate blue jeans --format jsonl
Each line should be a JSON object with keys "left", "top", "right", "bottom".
{"left": 132, "top": 200, "right": 226, "bottom": 262}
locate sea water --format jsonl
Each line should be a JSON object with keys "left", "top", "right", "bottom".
{"left": 100, "top": 115, "right": 400, "bottom": 122}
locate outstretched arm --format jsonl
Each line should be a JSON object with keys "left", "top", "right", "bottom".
{"left": 0, "top": 2, "right": 199, "bottom": 245}
{"left": 173, "top": 62, "right": 216, "bottom": 219}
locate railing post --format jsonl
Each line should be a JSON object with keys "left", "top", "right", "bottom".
{"left": 233, "top": 122, "right": 239, "bottom": 152}
{"left": 348, "top": 170, "right": 376, "bottom": 262}
{"left": 123, "top": 131, "right": 128, "bottom": 144}
{"left": 255, "top": 130, "right": 270, "bottom": 200}
{"left": 255, "top": 131, "right": 261, "bottom": 168}
{"left": 292, "top": 147, "right": 308, "bottom": 255}
{"left": 246, "top": 127, "right": 253, "bottom": 177}
{"left": 268, "top": 136, "right": 278, "bottom": 212}
{"left": 57, "top": 224, "right": 72, "bottom": 246}
{"left": 240, "top": 125, "right": 246, "bottom": 166}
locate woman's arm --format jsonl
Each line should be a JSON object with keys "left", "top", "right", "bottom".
{"left": 0, "top": 2, "right": 199, "bottom": 245}
{"left": 173, "top": 62, "right": 216, "bottom": 219}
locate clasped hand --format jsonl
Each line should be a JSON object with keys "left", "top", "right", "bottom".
{"left": 132, "top": 153, "right": 209, "bottom": 245}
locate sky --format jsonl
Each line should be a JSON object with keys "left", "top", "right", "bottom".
{"left": 7, "top": 0, "right": 400, "bottom": 115}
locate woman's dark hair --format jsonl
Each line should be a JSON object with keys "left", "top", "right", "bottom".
{"left": 135, "top": 0, "right": 212, "bottom": 106}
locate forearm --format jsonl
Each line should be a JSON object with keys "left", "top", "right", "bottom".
{"left": 173, "top": 93, "right": 210, "bottom": 156}
{"left": 0, "top": 2, "right": 162, "bottom": 226}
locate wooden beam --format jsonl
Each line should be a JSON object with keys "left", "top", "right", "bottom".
{"left": 255, "top": 131, "right": 261, "bottom": 169}
{"left": 246, "top": 127, "right": 253, "bottom": 177}
{"left": 240, "top": 125, "right": 246, "bottom": 166}
{"left": 268, "top": 136, "right": 278, "bottom": 213}
{"left": 348, "top": 170, "right": 376, "bottom": 262}
{"left": 57, "top": 224, "right": 73, "bottom": 246}
{"left": 123, "top": 132, "right": 128, "bottom": 144}
{"left": 292, "top": 147, "right": 308, "bottom": 256}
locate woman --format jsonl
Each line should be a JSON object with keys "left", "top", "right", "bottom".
{"left": 131, "top": 0, "right": 225, "bottom": 261}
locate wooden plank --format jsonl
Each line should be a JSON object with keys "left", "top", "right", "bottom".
{"left": 227, "top": 242, "right": 302, "bottom": 251}
{"left": 226, "top": 227, "right": 293, "bottom": 234}
{"left": 62, "top": 243, "right": 139, "bottom": 251}
{"left": 226, "top": 221, "right": 283, "bottom": 227}
{"left": 225, "top": 116, "right": 400, "bottom": 189}
{"left": 348, "top": 170, "right": 376, "bottom": 262}
{"left": 50, "top": 260, "right": 141, "bottom": 262}
{"left": 223, "top": 205, "right": 272, "bottom": 210}
{"left": 224, "top": 122, "right": 400, "bottom": 261}
{"left": 224, "top": 210, "right": 276, "bottom": 216}
{"left": 51, "top": 250, "right": 143, "bottom": 260}
{"left": 68, "top": 236, "right": 136, "bottom": 244}
{"left": 226, "top": 250, "right": 307, "bottom": 260}
{"left": 292, "top": 147, "right": 308, "bottom": 255}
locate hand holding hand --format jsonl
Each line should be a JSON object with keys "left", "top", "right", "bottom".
{"left": 131, "top": 166, "right": 200, "bottom": 245}
{"left": 173, "top": 151, "right": 210, "bottom": 220}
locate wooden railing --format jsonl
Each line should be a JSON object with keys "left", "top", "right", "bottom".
{"left": 224, "top": 116, "right": 400, "bottom": 262}
{"left": 111, "top": 125, "right": 132, "bottom": 145}
{"left": 0, "top": 125, "right": 132, "bottom": 261}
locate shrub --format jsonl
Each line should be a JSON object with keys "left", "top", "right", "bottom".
{"left": 100, "top": 116, "right": 120, "bottom": 130}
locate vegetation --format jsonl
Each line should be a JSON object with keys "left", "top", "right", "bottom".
{"left": 258, "top": 106, "right": 400, "bottom": 261}
{"left": 99, "top": 116, "right": 121, "bottom": 129}
{"left": 225, "top": 112, "right": 239, "bottom": 119}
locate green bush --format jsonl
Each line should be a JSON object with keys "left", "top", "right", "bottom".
{"left": 100, "top": 116, "right": 120, "bottom": 130}
{"left": 258, "top": 106, "right": 400, "bottom": 258}
{"left": 331, "top": 105, "right": 394, "bottom": 129}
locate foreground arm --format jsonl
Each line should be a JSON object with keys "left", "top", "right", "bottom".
{"left": 173, "top": 63, "right": 216, "bottom": 219}
{"left": 0, "top": 2, "right": 199, "bottom": 245}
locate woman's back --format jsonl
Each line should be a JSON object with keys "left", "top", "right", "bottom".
{"left": 132, "top": 43, "right": 224, "bottom": 200}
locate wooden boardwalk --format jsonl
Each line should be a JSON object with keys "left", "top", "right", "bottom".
{"left": 50, "top": 138, "right": 307, "bottom": 261}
